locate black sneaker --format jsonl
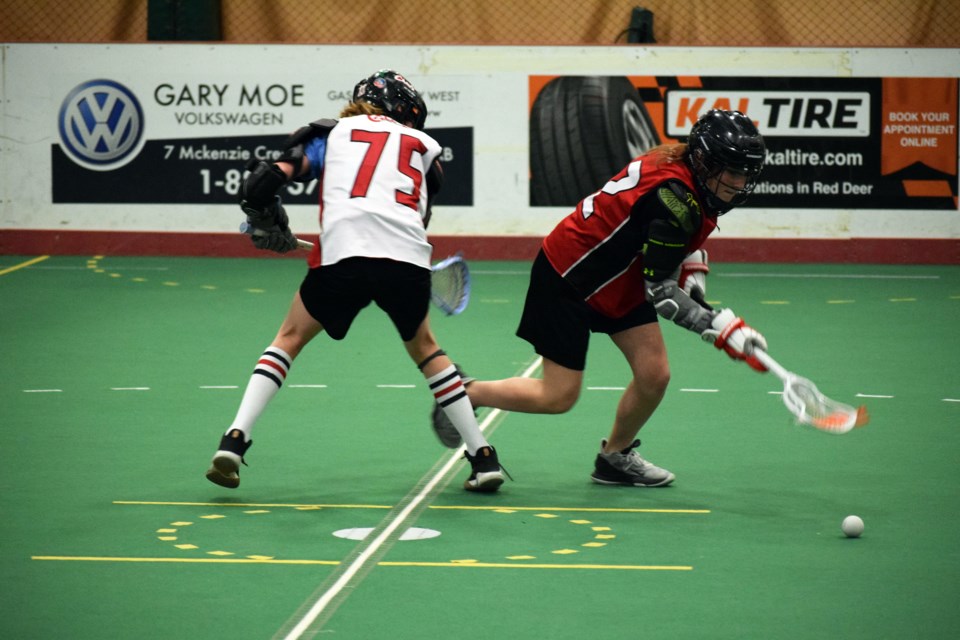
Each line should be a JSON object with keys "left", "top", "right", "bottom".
{"left": 463, "top": 446, "right": 505, "bottom": 493}
{"left": 205, "top": 429, "right": 252, "bottom": 489}
{"left": 591, "top": 439, "right": 675, "bottom": 487}
{"left": 430, "top": 364, "right": 475, "bottom": 449}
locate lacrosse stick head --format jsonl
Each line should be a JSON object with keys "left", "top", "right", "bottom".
{"left": 430, "top": 253, "right": 471, "bottom": 316}
{"left": 780, "top": 373, "right": 869, "bottom": 434}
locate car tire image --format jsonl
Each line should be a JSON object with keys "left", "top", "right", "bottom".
{"left": 530, "top": 76, "right": 660, "bottom": 207}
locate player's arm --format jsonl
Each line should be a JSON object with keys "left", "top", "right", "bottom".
{"left": 641, "top": 180, "right": 716, "bottom": 333}
{"left": 422, "top": 157, "right": 444, "bottom": 229}
{"left": 239, "top": 159, "right": 297, "bottom": 253}
{"left": 640, "top": 180, "right": 767, "bottom": 367}
{"left": 276, "top": 118, "right": 336, "bottom": 182}
{"left": 239, "top": 119, "right": 335, "bottom": 253}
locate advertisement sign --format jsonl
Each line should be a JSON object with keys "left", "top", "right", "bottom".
{"left": 51, "top": 78, "right": 473, "bottom": 206}
{"left": 529, "top": 75, "right": 958, "bottom": 210}
{"left": 1, "top": 44, "right": 957, "bottom": 253}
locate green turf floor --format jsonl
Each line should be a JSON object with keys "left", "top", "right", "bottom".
{"left": 1, "top": 254, "right": 958, "bottom": 639}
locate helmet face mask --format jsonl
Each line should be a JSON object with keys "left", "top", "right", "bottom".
{"left": 352, "top": 69, "right": 428, "bottom": 130}
{"left": 687, "top": 109, "right": 765, "bottom": 214}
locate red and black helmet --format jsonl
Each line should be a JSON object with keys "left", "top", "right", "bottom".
{"left": 687, "top": 109, "right": 765, "bottom": 214}
{"left": 352, "top": 69, "right": 428, "bottom": 130}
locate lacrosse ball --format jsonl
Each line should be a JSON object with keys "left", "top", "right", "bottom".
{"left": 842, "top": 515, "right": 864, "bottom": 538}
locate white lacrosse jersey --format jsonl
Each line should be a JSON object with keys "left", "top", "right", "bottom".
{"left": 305, "top": 114, "right": 442, "bottom": 269}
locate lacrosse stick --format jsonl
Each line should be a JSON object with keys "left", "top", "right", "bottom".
{"left": 752, "top": 349, "right": 869, "bottom": 434}
{"left": 240, "top": 224, "right": 471, "bottom": 315}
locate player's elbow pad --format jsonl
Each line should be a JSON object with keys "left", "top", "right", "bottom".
{"left": 241, "top": 160, "right": 288, "bottom": 210}
{"left": 653, "top": 297, "right": 681, "bottom": 321}
{"left": 645, "top": 279, "right": 713, "bottom": 333}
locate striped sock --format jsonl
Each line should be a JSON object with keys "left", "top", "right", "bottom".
{"left": 253, "top": 348, "right": 292, "bottom": 388}
{"left": 224, "top": 346, "right": 293, "bottom": 441}
{"left": 427, "top": 365, "right": 488, "bottom": 455}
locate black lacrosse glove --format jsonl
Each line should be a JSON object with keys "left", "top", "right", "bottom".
{"left": 241, "top": 196, "right": 298, "bottom": 254}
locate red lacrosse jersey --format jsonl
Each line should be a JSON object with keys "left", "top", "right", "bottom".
{"left": 542, "top": 154, "right": 717, "bottom": 318}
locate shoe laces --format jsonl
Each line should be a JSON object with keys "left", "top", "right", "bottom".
{"left": 464, "top": 447, "right": 514, "bottom": 481}
{"left": 612, "top": 439, "right": 653, "bottom": 473}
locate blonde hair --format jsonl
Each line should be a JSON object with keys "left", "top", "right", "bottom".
{"left": 340, "top": 101, "right": 384, "bottom": 118}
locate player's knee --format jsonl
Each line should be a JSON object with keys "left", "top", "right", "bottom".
{"left": 542, "top": 388, "right": 579, "bottom": 414}
{"left": 551, "top": 396, "right": 579, "bottom": 414}
{"left": 639, "top": 366, "right": 670, "bottom": 399}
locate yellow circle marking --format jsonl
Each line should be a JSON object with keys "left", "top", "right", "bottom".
{"left": 142, "top": 503, "right": 705, "bottom": 566}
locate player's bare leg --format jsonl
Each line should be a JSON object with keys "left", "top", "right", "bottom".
{"left": 406, "top": 316, "right": 504, "bottom": 492}
{"left": 430, "top": 356, "right": 581, "bottom": 450}
{"left": 591, "top": 323, "right": 675, "bottom": 487}
{"left": 271, "top": 291, "right": 325, "bottom": 358}
{"left": 604, "top": 323, "right": 670, "bottom": 452}
{"left": 468, "top": 358, "right": 583, "bottom": 414}
{"left": 206, "top": 292, "right": 323, "bottom": 488}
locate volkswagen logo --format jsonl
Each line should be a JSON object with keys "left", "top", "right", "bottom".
{"left": 58, "top": 80, "right": 145, "bottom": 170}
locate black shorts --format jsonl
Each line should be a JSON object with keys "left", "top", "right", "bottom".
{"left": 516, "top": 250, "right": 658, "bottom": 371}
{"left": 299, "top": 257, "right": 431, "bottom": 341}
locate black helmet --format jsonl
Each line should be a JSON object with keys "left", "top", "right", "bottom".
{"left": 352, "top": 69, "right": 428, "bottom": 130}
{"left": 687, "top": 109, "right": 765, "bottom": 214}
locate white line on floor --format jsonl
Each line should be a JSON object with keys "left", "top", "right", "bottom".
{"left": 280, "top": 356, "right": 543, "bottom": 640}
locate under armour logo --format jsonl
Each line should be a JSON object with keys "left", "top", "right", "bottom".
{"left": 58, "top": 80, "right": 144, "bottom": 170}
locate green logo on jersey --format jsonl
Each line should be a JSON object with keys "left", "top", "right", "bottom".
{"left": 657, "top": 185, "right": 701, "bottom": 234}
{"left": 657, "top": 186, "right": 686, "bottom": 218}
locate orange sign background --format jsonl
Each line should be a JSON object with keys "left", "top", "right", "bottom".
{"left": 881, "top": 77, "right": 958, "bottom": 176}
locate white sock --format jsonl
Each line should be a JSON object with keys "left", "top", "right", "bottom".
{"left": 224, "top": 347, "right": 292, "bottom": 441}
{"left": 426, "top": 365, "right": 489, "bottom": 455}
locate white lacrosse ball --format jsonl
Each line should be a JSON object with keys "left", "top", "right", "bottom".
{"left": 842, "top": 515, "right": 864, "bottom": 538}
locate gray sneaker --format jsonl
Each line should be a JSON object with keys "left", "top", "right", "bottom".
{"left": 431, "top": 402, "right": 462, "bottom": 448}
{"left": 591, "top": 439, "right": 675, "bottom": 487}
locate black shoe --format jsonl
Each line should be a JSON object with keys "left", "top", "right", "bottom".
{"left": 205, "top": 429, "right": 252, "bottom": 489}
{"left": 463, "top": 446, "right": 505, "bottom": 492}
{"left": 430, "top": 364, "right": 475, "bottom": 449}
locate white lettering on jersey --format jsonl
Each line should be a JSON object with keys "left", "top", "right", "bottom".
{"left": 582, "top": 160, "right": 643, "bottom": 219}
